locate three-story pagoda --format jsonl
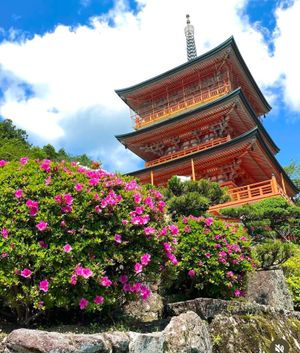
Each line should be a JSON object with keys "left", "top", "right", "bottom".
{"left": 115, "top": 16, "right": 298, "bottom": 211}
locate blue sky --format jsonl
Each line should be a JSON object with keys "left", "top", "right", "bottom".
{"left": 0, "top": 0, "right": 299, "bottom": 173}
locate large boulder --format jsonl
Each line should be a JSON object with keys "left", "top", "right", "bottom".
{"left": 163, "top": 311, "right": 212, "bottom": 353}
{"left": 4, "top": 329, "right": 129, "bottom": 353}
{"left": 245, "top": 269, "right": 294, "bottom": 311}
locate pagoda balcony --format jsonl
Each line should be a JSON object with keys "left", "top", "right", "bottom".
{"left": 209, "top": 176, "right": 291, "bottom": 213}
{"left": 133, "top": 81, "right": 231, "bottom": 129}
{"left": 145, "top": 135, "right": 230, "bottom": 168}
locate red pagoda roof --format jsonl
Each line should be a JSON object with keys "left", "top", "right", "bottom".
{"left": 115, "top": 37, "right": 271, "bottom": 117}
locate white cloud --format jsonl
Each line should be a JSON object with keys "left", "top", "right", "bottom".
{"left": 0, "top": 0, "right": 299, "bottom": 172}
{"left": 273, "top": 0, "right": 300, "bottom": 112}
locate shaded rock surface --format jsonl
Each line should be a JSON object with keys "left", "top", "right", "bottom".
{"left": 123, "top": 293, "right": 164, "bottom": 322}
{"left": 210, "top": 312, "right": 300, "bottom": 353}
{"left": 166, "top": 297, "right": 298, "bottom": 320}
{"left": 246, "top": 269, "right": 294, "bottom": 311}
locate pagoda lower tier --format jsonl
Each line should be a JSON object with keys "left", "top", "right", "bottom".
{"left": 125, "top": 128, "right": 298, "bottom": 209}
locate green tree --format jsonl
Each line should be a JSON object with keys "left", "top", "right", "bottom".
{"left": 285, "top": 160, "right": 300, "bottom": 204}
{"left": 164, "top": 176, "right": 229, "bottom": 219}
{"left": 221, "top": 197, "right": 300, "bottom": 243}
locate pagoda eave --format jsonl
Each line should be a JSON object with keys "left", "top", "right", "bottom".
{"left": 126, "top": 128, "right": 297, "bottom": 197}
{"left": 116, "top": 89, "right": 279, "bottom": 161}
{"left": 115, "top": 37, "right": 271, "bottom": 117}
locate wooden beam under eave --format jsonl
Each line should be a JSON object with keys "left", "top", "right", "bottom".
{"left": 150, "top": 170, "right": 154, "bottom": 185}
{"left": 191, "top": 158, "right": 196, "bottom": 181}
{"left": 280, "top": 173, "right": 287, "bottom": 194}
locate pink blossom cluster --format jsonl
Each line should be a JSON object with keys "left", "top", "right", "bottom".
{"left": 40, "top": 159, "right": 51, "bottom": 172}
{"left": 74, "top": 265, "right": 93, "bottom": 279}
{"left": 0, "top": 160, "right": 8, "bottom": 167}
{"left": 26, "top": 199, "right": 39, "bottom": 216}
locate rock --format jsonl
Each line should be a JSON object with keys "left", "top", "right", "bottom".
{"left": 102, "top": 332, "right": 130, "bottom": 353}
{"left": 246, "top": 269, "right": 294, "bottom": 311}
{"left": 166, "top": 297, "right": 232, "bottom": 320}
{"left": 210, "top": 313, "right": 300, "bottom": 353}
{"left": 129, "top": 332, "right": 164, "bottom": 353}
{"left": 123, "top": 293, "right": 164, "bottom": 322}
{"left": 166, "top": 296, "right": 297, "bottom": 321}
{"left": 163, "top": 311, "right": 212, "bottom": 353}
{"left": 4, "top": 329, "right": 130, "bottom": 353}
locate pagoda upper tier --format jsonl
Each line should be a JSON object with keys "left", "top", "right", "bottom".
{"left": 116, "top": 37, "right": 271, "bottom": 130}
{"left": 116, "top": 89, "right": 279, "bottom": 166}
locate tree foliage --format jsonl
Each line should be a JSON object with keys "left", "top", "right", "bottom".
{"left": 0, "top": 119, "right": 94, "bottom": 166}
{"left": 221, "top": 197, "right": 300, "bottom": 243}
{"left": 164, "top": 176, "right": 230, "bottom": 219}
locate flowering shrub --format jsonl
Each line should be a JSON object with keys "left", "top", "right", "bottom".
{"left": 0, "top": 159, "right": 178, "bottom": 324}
{"left": 164, "top": 216, "right": 255, "bottom": 299}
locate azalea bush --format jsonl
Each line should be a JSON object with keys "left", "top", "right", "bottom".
{"left": 163, "top": 216, "right": 255, "bottom": 300}
{"left": 0, "top": 158, "right": 179, "bottom": 324}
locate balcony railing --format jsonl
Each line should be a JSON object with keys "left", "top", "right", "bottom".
{"left": 133, "top": 82, "right": 231, "bottom": 129}
{"left": 209, "top": 177, "right": 291, "bottom": 213}
{"left": 145, "top": 135, "right": 230, "bottom": 167}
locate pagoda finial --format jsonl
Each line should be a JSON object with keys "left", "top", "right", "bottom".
{"left": 184, "top": 14, "right": 197, "bottom": 61}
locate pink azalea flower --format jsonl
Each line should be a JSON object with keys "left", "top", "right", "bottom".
{"left": 21, "top": 268, "right": 32, "bottom": 278}
{"left": 218, "top": 251, "right": 227, "bottom": 258}
{"left": 82, "top": 268, "right": 93, "bottom": 279}
{"left": 121, "top": 219, "right": 128, "bottom": 225}
{"left": 19, "top": 157, "right": 29, "bottom": 165}
{"left": 119, "top": 274, "right": 128, "bottom": 284}
{"left": 62, "top": 205, "right": 73, "bottom": 213}
{"left": 188, "top": 269, "right": 196, "bottom": 278}
{"left": 234, "top": 289, "right": 242, "bottom": 297}
{"left": 70, "top": 274, "right": 77, "bottom": 285}
{"left": 205, "top": 252, "right": 211, "bottom": 258}
{"left": 39, "top": 240, "right": 48, "bottom": 249}
{"left": 134, "top": 263, "right": 143, "bottom": 274}
{"left": 74, "top": 183, "right": 83, "bottom": 191}
{"left": 36, "top": 221, "right": 48, "bottom": 231}
{"left": 227, "top": 271, "right": 234, "bottom": 279}
{"left": 63, "top": 244, "right": 72, "bottom": 253}
{"left": 133, "top": 193, "right": 142, "bottom": 204}
{"left": 140, "top": 285, "right": 151, "bottom": 301}
{"left": 167, "top": 253, "right": 178, "bottom": 265}
{"left": 0, "top": 160, "right": 8, "bottom": 167}
{"left": 204, "top": 217, "right": 214, "bottom": 227}
{"left": 40, "top": 159, "right": 51, "bottom": 172}
{"left": 39, "top": 280, "right": 49, "bottom": 292}
{"left": 141, "top": 253, "right": 151, "bottom": 266}
{"left": 44, "top": 176, "right": 52, "bottom": 186}
{"left": 163, "top": 242, "right": 172, "bottom": 252}
{"left": 89, "top": 178, "right": 99, "bottom": 186}
{"left": 144, "top": 226, "right": 156, "bottom": 235}
{"left": 114, "top": 234, "right": 122, "bottom": 243}
{"left": 169, "top": 224, "right": 179, "bottom": 235}
{"left": 79, "top": 298, "right": 89, "bottom": 310}
{"left": 15, "top": 189, "right": 23, "bottom": 198}
{"left": 1, "top": 228, "right": 8, "bottom": 239}
{"left": 94, "top": 295, "right": 104, "bottom": 305}
{"left": 100, "top": 276, "right": 112, "bottom": 287}
{"left": 239, "top": 236, "right": 248, "bottom": 241}
{"left": 1, "top": 253, "right": 8, "bottom": 258}
{"left": 64, "top": 194, "right": 74, "bottom": 205}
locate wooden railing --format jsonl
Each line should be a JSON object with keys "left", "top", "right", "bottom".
{"left": 133, "top": 83, "right": 231, "bottom": 129}
{"left": 209, "top": 177, "right": 291, "bottom": 213}
{"left": 145, "top": 135, "right": 230, "bottom": 167}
